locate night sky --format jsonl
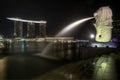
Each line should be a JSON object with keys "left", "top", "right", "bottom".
{"left": 0, "top": 0, "right": 119, "bottom": 38}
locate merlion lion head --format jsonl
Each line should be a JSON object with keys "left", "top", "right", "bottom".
{"left": 94, "top": 6, "right": 113, "bottom": 25}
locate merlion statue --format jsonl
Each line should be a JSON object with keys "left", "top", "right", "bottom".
{"left": 94, "top": 6, "right": 113, "bottom": 42}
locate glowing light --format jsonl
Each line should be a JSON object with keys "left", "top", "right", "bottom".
{"left": 57, "top": 17, "right": 94, "bottom": 36}
{"left": 101, "top": 62, "right": 107, "bottom": 70}
{"left": 21, "top": 38, "right": 25, "bottom": 41}
{"left": 90, "top": 34, "right": 95, "bottom": 39}
{"left": 7, "top": 17, "right": 47, "bottom": 23}
{"left": 112, "top": 38, "right": 117, "bottom": 42}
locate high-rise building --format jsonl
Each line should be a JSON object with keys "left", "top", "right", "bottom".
{"left": 26, "top": 22, "right": 35, "bottom": 38}
{"left": 14, "top": 21, "right": 23, "bottom": 37}
{"left": 8, "top": 17, "right": 47, "bottom": 38}
{"left": 39, "top": 22, "right": 47, "bottom": 37}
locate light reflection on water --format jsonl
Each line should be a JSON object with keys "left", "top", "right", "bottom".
{"left": 4, "top": 41, "right": 85, "bottom": 60}
{"left": 93, "top": 55, "right": 117, "bottom": 80}
{"left": 0, "top": 57, "right": 6, "bottom": 80}
{"left": 4, "top": 41, "right": 116, "bottom": 60}
{"left": 0, "top": 41, "right": 118, "bottom": 80}
{"left": 6, "top": 41, "right": 79, "bottom": 60}
{"left": 7, "top": 41, "right": 46, "bottom": 54}
{"left": 0, "top": 55, "right": 67, "bottom": 80}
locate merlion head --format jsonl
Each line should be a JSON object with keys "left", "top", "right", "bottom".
{"left": 94, "top": 6, "right": 113, "bottom": 26}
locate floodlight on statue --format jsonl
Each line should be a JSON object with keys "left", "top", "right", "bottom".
{"left": 90, "top": 34, "right": 95, "bottom": 38}
{"left": 93, "top": 6, "right": 113, "bottom": 42}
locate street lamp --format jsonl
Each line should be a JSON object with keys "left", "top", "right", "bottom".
{"left": 90, "top": 34, "right": 95, "bottom": 39}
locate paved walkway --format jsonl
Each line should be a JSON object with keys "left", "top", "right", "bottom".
{"left": 94, "top": 55, "right": 117, "bottom": 80}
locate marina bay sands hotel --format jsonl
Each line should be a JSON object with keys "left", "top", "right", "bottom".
{"left": 7, "top": 18, "right": 47, "bottom": 38}
{"left": 7, "top": 18, "right": 74, "bottom": 42}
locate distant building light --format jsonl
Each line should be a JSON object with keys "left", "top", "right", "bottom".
{"left": 112, "top": 38, "right": 118, "bottom": 42}
{"left": 76, "top": 40, "right": 89, "bottom": 42}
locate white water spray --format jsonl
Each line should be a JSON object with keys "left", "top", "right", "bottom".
{"left": 56, "top": 17, "right": 94, "bottom": 36}
{"left": 35, "top": 17, "right": 94, "bottom": 59}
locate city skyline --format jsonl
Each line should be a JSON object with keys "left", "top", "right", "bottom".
{"left": 0, "top": 0, "right": 119, "bottom": 37}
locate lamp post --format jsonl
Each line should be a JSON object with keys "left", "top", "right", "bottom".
{"left": 90, "top": 34, "right": 95, "bottom": 39}
{"left": 90, "top": 34, "right": 95, "bottom": 41}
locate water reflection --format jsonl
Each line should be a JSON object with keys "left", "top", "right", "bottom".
{"left": 0, "top": 55, "right": 67, "bottom": 80}
{"left": 21, "top": 41, "right": 26, "bottom": 52}
{"left": 4, "top": 41, "right": 117, "bottom": 60}
{"left": 6, "top": 41, "right": 46, "bottom": 54}
{"left": 0, "top": 41, "right": 118, "bottom": 80}
{"left": 93, "top": 55, "right": 117, "bottom": 80}
{"left": 0, "top": 57, "right": 6, "bottom": 80}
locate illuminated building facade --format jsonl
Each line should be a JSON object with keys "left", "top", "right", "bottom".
{"left": 14, "top": 21, "right": 23, "bottom": 37}
{"left": 7, "top": 18, "right": 47, "bottom": 38}
{"left": 27, "top": 22, "right": 35, "bottom": 38}
{"left": 39, "top": 23, "right": 46, "bottom": 37}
